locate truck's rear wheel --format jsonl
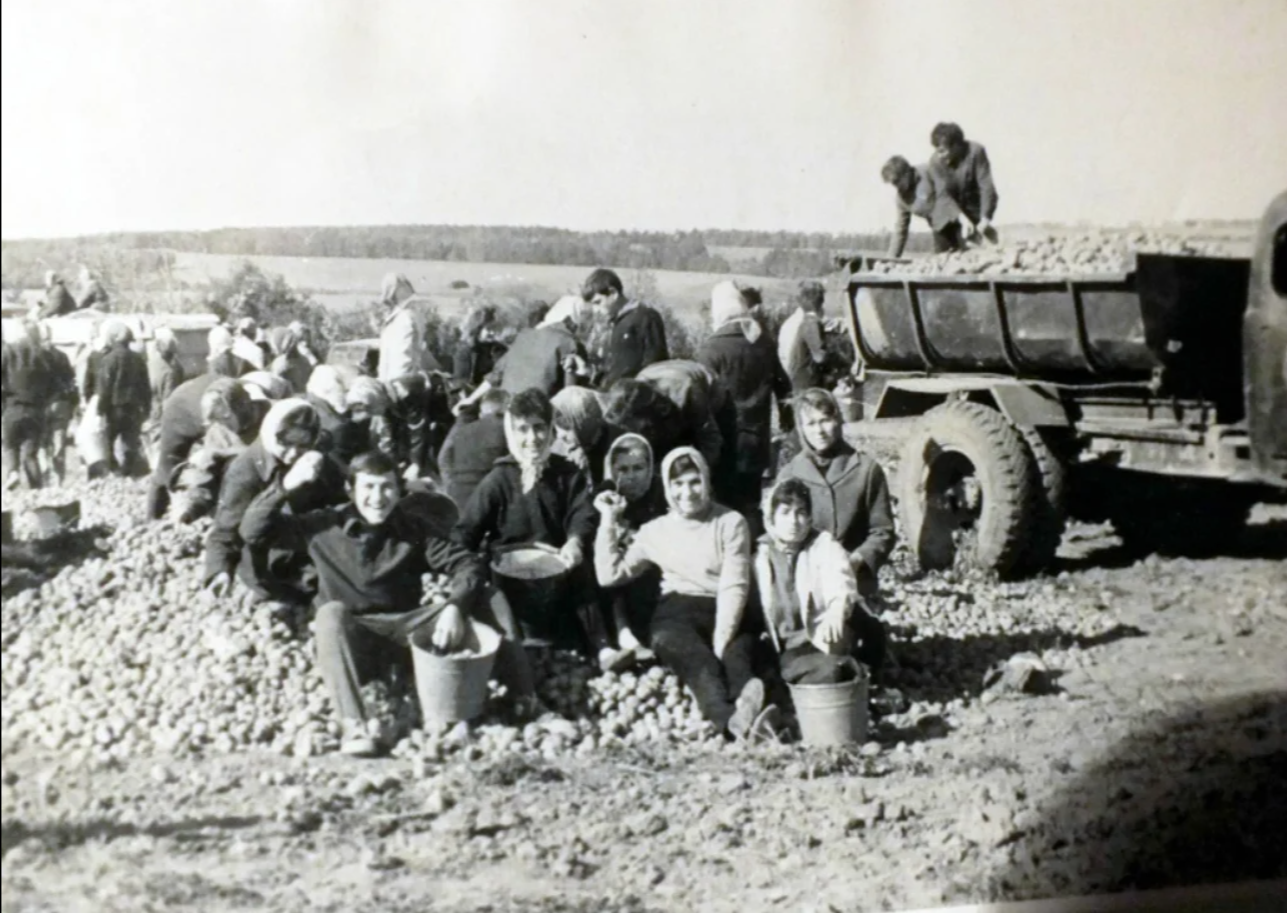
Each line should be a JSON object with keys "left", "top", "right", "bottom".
{"left": 897, "top": 401, "right": 1037, "bottom": 577}
{"left": 1013, "top": 427, "right": 1069, "bottom": 575}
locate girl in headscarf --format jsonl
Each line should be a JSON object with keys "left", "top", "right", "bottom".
{"left": 593, "top": 446, "right": 773, "bottom": 741}
{"left": 774, "top": 387, "right": 895, "bottom": 599}
{"left": 203, "top": 397, "right": 343, "bottom": 605}
{"left": 84, "top": 320, "right": 152, "bottom": 478}
{"left": 551, "top": 386, "right": 609, "bottom": 485}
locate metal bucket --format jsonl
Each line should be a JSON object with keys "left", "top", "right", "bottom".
{"left": 788, "top": 664, "right": 870, "bottom": 746}
{"left": 490, "top": 543, "right": 573, "bottom": 646}
{"left": 30, "top": 501, "right": 81, "bottom": 537}
{"left": 409, "top": 621, "right": 501, "bottom": 726}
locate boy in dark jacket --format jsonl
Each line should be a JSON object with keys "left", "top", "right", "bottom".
{"left": 696, "top": 282, "right": 792, "bottom": 524}
{"left": 84, "top": 320, "right": 151, "bottom": 478}
{"left": 581, "top": 268, "right": 669, "bottom": 386}
{"left": 239, "top": 449, "right": 536, "bottom": 757}
{"left": 439, "top": 388, "right": 509, "bottom": 508}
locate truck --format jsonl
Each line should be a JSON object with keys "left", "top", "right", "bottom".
{"left": 842, "top": 191, "right": 1287, "bottom": 576}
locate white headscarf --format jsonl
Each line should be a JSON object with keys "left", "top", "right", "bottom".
{"left": 306, "top": 364, "right": 349, "bottom": 415}
{"left": 503, "top": 410, "right": 553, "bottom": 494}
{"left": 539, "top": 294, "right": 589, "bottom": 330}
{"left": 259, "top": 398, "right": 319, "bottom": 462}
{"left": 710, "top": 280, "right": 762, "bottom": 342}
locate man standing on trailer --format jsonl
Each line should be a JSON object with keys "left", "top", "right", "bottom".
{"left": 881, "top": 156, "right": 962, "bottom": 257}
{"left": 928, "top": 122, "right": 999, "bottom": 245}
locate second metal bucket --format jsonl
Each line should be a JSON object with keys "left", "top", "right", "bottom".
{"left": 788, "top": 665, "right": 870, "bottom": 746}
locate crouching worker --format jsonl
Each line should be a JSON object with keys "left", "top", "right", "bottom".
{"left": 753, "top": 480, "right": 887, "bottom": 694}
{"left": 594, "top": 447, "right": 777, "bottom": 741}
{"left": 239, "top": 450, "right": 537, "bottom": 757}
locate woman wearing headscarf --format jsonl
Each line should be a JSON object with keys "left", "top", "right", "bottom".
{"left": 306, "top": 364, "right": 367, "bottom": 466}
{"left": 207, "top": 325, "right": 254, "bottom": 378}
{"left": 696, "top": 281, "right": 793, "bottom": 524}
{"left": 551, "top": 386, "right": 610, "bottom": 486}
{"left": 268, "top": 325, "right": 314, "bottom": 394}
{"left": 455, "top": 295, "right": 590, "bottom": 412}
{"left": 203, "top": 397, "right": 344, "bottom": 604}
{"left": 341, "top": 375, "right": 392, "bottom": 464}
{"left": 84, "top": 319, "right": 152, "bottom": 478}
{"left": 377, "top": 273, "right": 442, "bottom": 382}
{"left": 170, "top": 378, "right": 272, "bottom": 523}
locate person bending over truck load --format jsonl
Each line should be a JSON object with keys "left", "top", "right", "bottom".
{"left": 438, "top": 388, "right": 510, "bottom": 510}
{"left": 776, "top": 388, "right": 895, "bottom": 600}
{"left": 239, "top": 449, "right": 537, "bottom": 757}
{"left": 928, "top": 122, "right": 999, "bottom": 244}
{"left": 881, "top": 155, "right": 964, "bottom": 257}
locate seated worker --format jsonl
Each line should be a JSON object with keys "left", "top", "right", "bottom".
{"left": 170, "top": 379, "right": 272, "bottom": 523}
{"left": 438, "top": 388, "right": 510, "bottom": 509}
{"left": 594, "top": 447, "right": 776, "bottom": 741}
{"left": 239, "top": 450, "right": 538, "bottom": 757}
{"left": 453, "top": 388, "right": 605, "bottom": 657}
{"left": 753, "top": 479, "right": 887, "bottom": 689}
{"left": 776, "top": 388, "right": 895, "bottom": 599}
{"left": 551, "top": 386, "right": 609, "bottom": 487}
{"left": 598, "top": 432, "right": 667, "bottom": 658}
{"left": 203, "top": 398, "right": 345, "bottom": 608}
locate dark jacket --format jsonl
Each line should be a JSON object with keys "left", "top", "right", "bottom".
{"left": 209, "top": 351, "right": 254, "bottom": 379}
{"left": 697, "top": 324, "right": 791, "bottom": 477}
{"left": 308, "top": 395, "right": 368, "bottom": 467}
{"left": 1, "top": 340, "right": 53, "bottom": 406}
{"left": 777, "top": 443, "right": 895, "bottom": 595}
{"left": 635, "top": 359, "right": 733, "bottom": 472}
{"left": 86, "top": 342, "right": 151, "bottom": 423}
{"left": 43, "top": 346, "right": 79, "bottom": 409}
{"left": 439, "top": 413, "right": 509, "bottom": 509}
{"left": 38, "top": 283, "right": 76, "bottom": 319}
{"left": 203, "top": 438, "right": 346, "bottom": 585}
{"left": 602, "top": 302, "right": 668, "bottom": 386}
{"left": 490, "top": 324, "right": 584, "bottom": 396}
{"left": 452, "top": 339, "right": 506, "bottom": 390}
{"left": 239, "top": 482, "right": 486, "bottom": 615}
{"left": 454, "top": 454, "right": 597, "bottom": 552}
{"left": 929, "top": 140, "right": 999, "bottom": 226}
{"left": 150, "top": 352, "right": 186, "bottom": 418}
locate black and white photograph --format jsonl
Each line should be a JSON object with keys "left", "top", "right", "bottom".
{"left": 2, "top": 1, "right": 1285, "bottom": 911}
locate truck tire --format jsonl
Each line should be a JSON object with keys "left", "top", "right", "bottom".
{"left": 896, "top": 400, "right": 1037, "bottom": 577}
{"left": 1013, "top": 426, "right": 1069, "bottom": 575}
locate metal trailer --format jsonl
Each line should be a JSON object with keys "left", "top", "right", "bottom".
{"left": 843, "top": 192, "right": 1287, "bottom": 576}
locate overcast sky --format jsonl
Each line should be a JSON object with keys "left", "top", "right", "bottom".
{"left": 3, "top": 0, "right": 1284, "bottom": 239}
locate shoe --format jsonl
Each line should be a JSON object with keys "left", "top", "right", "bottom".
{"left": 869, "top": 685, "right": 909, "bottom": 718}
{"left": 727, "top": 678, "right": 765, "bottom": 740}
{"left": 747, "top": 704, "right": 783, "bottom": 744}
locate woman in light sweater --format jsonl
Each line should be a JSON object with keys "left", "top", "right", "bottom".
{"left": 594, "top": 446, "right": 777, "bottom": 740}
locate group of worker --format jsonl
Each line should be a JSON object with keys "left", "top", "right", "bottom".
{"left": 882, "top": 121, "right": 1000, "bottom": 258}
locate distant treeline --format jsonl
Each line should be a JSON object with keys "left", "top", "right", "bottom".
{"left": 1, "top": 225, "right": 937, "bottom": 290}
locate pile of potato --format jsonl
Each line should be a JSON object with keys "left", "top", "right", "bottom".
{"left": 864, "top": 232, "right": 1241, "bottom": 277}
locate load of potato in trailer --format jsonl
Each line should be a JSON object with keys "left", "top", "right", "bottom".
{"left": 842, "top": 191, "right": 1287, "bottom": 577}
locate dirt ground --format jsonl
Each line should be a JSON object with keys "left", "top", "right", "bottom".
{"left": 2, "top": 463, "right": 1285, "bottom": 912}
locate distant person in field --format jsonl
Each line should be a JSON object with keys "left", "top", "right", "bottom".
{"left": 777, "top": 280, "right": 828, "bottom": 393}
{"left": 83, "top": 320, "right": 152, "bottom": 479}
{"left": 76, "top": 266, "right": 110, "bottom": 311}
{"left": 697, "top": 281, "right": 793, "bottom": 525}
{"left": 581, "top": 268, "right": 668, "bottom": 386}
{"left": 881, "top": 155, "right": 962, "bottom": 257}
{"left": 455, "top": 295, "right": 591, "bottom": 409}
{"left": 928, "top": 122, "right": 999, "bottom": 245}
{"left": 378, "top": 273, "right": 443, "bottom": 382}
{"left": 37, "top": 271, "right": 77, "bottom": 319}
{"left": 232, "top": 317, "right": 268, "bottom": 370}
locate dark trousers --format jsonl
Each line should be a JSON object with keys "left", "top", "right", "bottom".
{"left": 43, "top": 401, "right": 74, "bottom": 483}
{"left": 103, "top": 410, "right": 147, "bottom": 478}
{"left": 314, "top": 587, "right": 534, "bottom": 722}
{"left": 765, "top": 603, "right": 888, "bottom": 692}
{"left": 649, "top": 593, "right": 757, "bottom": 732}
{"left": 2, "top": 404, "right": 44, "bottom": 489}
{"left": 147, "top": 425, "right": 200, "bottom": 519}
{"left": 931, "top": 222, "right": 965, "bottom": 254}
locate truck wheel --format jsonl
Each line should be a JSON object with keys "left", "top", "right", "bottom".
{"left": 1013, "top": 427, "right": 1069, "bottom": 575}
{"left": 897, "top": 401, "right": 1037, "bottom": 577}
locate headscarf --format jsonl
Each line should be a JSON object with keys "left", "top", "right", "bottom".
{"left": 268, "top": 325, "right": 301, "bottom": 357}
{"left": 795, "top": 387, "right": 845, "bottom": 465}
{"left": 760, "top": 478, "right": 813, "bottom": 554}
{"left": 239, "top": 370, "right": 293, "bottom": 402}
{"left": 208, "top": 325, "right": 234, "bottom": 359}
{"left": 346, "top": 375, "right": 391, "bottom": 416}
{"left": 259, "top": 397, "right": 320, "bottom": 462}
{"left": 306, "top": 364, "right": 349, "bottom": 415}
{"left": 539, "top": 294, "right": 589, "bottom": 330}
{"left": 551, "top": 386, "right": 605, "bottom": 454}
{"left": 503, "top": 410, "right": 554, "bottom": 495}
{"left": 153, "top": 326, "right": 178, "bottom": 358}
{"left": 103, "top": 319, "right": 133, "bottom": 346}
{"left": 659, "top": 446, "right": 713, "bottom": 518}
{"left": 710, "top": 280, "right": 761, "bottom": 342}
{"left": 380, "top": 272, "right": 415, "bottom": 306}
{"left": 604, "top": 432, "right": 655, "bottom": 501}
